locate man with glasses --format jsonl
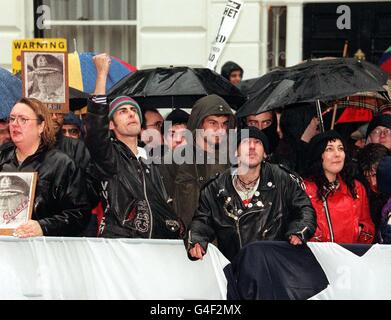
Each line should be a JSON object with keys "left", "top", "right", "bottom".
{"left": 366, "top": 114, "right": 391, "bottom": 149}
{"left": 141, "top": 108, "right": 164, "bottom": 149}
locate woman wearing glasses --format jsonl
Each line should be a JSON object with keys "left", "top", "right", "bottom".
{"left": 303, "top": 130, "right": 375, "bottom": 244}
{"left": 0, "top": 98, "right": 90, "bottom": 237}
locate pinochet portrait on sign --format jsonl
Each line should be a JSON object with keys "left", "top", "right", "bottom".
{"left": 0, "top": 173, "right": 37, "bottom": 235}
{"left": 25, "top": 53, "right": 65, "bottom": 103}
{"left": 22, "top": 51, "right": 69, "bottom": 113}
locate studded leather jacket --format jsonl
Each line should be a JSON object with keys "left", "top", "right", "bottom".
{"left": 86, "top": 99, "right": 183, "bottom": 239}
{"left": 185, "top": 162, "right": 316, "bottom": 261}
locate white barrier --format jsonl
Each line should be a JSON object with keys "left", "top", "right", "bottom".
{"left": 0, "top": 237, "right": 229, "bottom": 300}
{"left": 308, "top": 243, "right": 391, "bottom": 300}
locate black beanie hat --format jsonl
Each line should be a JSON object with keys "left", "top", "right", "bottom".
{"left": 162, "top": 108, "right": 190, "bottom": 135}
{"left": 366, "top": 114, "right": 391, "bottom": 139}
{"left": 165, "top": 108, "right": 189, "bottom": 125}
{"left": 237, "top": 126, "right": 270, "bottom": 154}
{"left": 307, "top": 130, "right": 344, "bottom": 164}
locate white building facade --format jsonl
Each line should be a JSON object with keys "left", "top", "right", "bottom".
{"left": 0, "top": 0, "right": 390, "bottom": 78}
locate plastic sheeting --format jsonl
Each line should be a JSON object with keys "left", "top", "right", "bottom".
{"left": 0, "top": 237, "right": 229, "bottom": 300}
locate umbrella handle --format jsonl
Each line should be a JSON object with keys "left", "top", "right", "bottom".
{"left": 330, "top": 103, "right": 338, "bottom": 130}
{"left": 316, "top": 100, "right": 325, "bottom": 133}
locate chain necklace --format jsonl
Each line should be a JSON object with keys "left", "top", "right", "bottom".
{"left": 233, "top": 175, "right": 260, "bottom": 203}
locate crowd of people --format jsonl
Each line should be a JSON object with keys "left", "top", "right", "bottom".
{"left": 1, "top": 53, "right": 391, "bottom": 262}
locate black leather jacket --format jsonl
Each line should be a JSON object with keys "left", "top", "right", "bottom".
{"left": 55, "top": 132, "right": 99, "bottom": 208}
{"left": 186, "top": 162, "right": 316, "bottom": 261}
{"left": 0, "top": 142, "right": 91, "bottom": 236}
{"left": 85, "top": 99, "right": 183, "bottom": 239}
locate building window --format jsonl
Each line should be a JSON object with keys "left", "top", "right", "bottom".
{"left": 267, "top": 6, "right": 286, "bottom": 71}
{"left": 38, "top": 0, "right": 137, "bottom": 66}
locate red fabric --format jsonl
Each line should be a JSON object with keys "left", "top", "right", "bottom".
{"left": 336, "top": 107, "right": 373, "bottom": 124}
{"left": 111, "top": 56, "right": 137, "bottom": 73}
{"left": 381, "top": 59, "right": 391, "bottom": 75}
{"left": 92, "top": 202, "right": 104, "bottom": 230}
{"left": 304, "top": 178, "right": 374, "bottom": 244}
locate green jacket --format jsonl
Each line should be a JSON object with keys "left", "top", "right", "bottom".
{"left": 173, "top": 94, "right": 236, "bottom": 227}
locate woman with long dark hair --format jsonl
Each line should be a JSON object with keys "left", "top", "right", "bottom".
{"left": 303, "top": 130, "right": 374, "bottom": 244}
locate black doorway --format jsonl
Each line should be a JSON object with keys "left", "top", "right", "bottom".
{"left": 303, "top": 2, "right": 391, "bottom": 64}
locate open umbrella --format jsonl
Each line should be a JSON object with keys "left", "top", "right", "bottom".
{"left": 333, "top": 92, "right": 388, "bottom": 112}
{"left": 237, "top": 58, "right": 389, "bottom": 132}
{"left": 237, "top": 77, "right": 259, "bottom": 98}
{"left": 107, "top": 66, "right": 246, "bottom": 110}
{"left": 0, "top": 67, "right": 22, "bottom": 119}
{"left": 314, "top": 92, "right": 389, "bottom": 128}
{"left": 68, "top": 52, "right": 137, "bottom": 111}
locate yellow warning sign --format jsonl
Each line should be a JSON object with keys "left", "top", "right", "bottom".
{"left": 12, "top": 38, "right": 67, "bottom": 74}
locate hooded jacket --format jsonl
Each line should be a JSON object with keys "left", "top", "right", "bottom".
{"left": 186, "top": 163, "right": 316, "bottom": 261}
{"left": 0, "top": 142, "right": 91, "bottom": 236}
{"left": 237, "top": 112, "right": 280, "bottom": 155}
{"left": 173, "top": 94, "right": 236, "bottom": 227}
{"left": 273, "top": 103, "right": 316, "bottom": 174}
{"left": 220, "top": 61, "right": 243, "bottom": 82}
{"left": 86, "top": 99, "right": 183, "bottom": 239}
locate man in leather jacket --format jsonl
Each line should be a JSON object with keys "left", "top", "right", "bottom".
{"left": 185, "top": 126, "right": 316, "bottom": 261}
{"left": 85, "top": 54, "right": 183, "bottom": 239}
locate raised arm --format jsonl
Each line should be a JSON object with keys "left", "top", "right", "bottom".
{"left": 85, "top": 54, "right": 117, "bottom": 176}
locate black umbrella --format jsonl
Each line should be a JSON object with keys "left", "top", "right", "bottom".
{"left": 107, "top": 66, "right": 246, "bottom": 110}
{"left": 237, "top": 58, "right": 389, "bottom": 131}
{"left": 237, "top": 77, "right": 259, "bottom": 98}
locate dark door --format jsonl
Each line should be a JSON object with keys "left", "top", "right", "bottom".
{"left": 303, "top": 2, "right": 391, "bottom": 64}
